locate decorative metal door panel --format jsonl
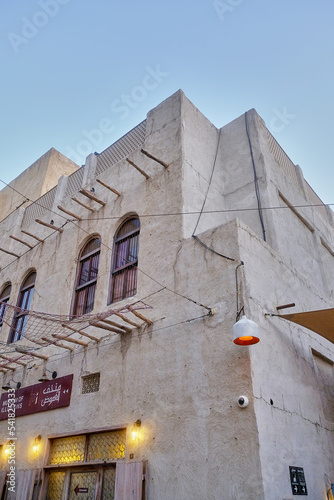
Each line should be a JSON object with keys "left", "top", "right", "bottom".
{"left": 46, "top": 471, "right": 66, "bottom": 500}
{"left": 102, "top": 468, "right": 116, "bottom": 500}
{"left": 68, "top": 472, "right": 97, "bottom": 500}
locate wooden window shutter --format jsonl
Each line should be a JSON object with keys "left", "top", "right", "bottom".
{"left": 115, "top": 461, "right": 147, "bottom": 500}
{"left": 109, "top": 218, "right": 140, "bottom": 304}
{"left": 0, "top": 471, "right": 7, "bottom": 498}
{"left": 6, "top": 469, "right": 36, "bottom": 500}
{"left": 72, "top": 237, "right": 101, "bottom": 316}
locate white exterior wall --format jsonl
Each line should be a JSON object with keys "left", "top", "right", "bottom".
{"left": 236, "top": 220, "right": 334, "bottom": 499}
{"left": 0, "top": 90, "right": 333, "bottom": 499}
{"left": 0, "top": 148, "right": 79, "bottom": 222}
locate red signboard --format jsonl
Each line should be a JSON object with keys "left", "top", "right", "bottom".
{"left": 0, "top": 374, "right": 73, "bottom": 420}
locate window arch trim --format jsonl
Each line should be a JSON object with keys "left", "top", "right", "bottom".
{"left": 109, "top": 216, "right": 140, "bottom": 304}
{"left": 8, "top": 271, "right": 36, "bottom": 344}
{"left": 0, "top": 283, "right": 12, "bottom": 303}
{"left": 0, "top": 282, "right": 12, "bottom": 333}
{"left": 71, "top": 236, "right": 101, "bottom": 317}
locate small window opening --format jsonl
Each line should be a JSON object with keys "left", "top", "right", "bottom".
{"left": 82, "top": 373, "right": 100, "bottom": 394}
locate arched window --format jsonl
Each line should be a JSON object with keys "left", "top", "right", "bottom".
{"left": 109, "top": 218, "right": 140, "bottom": 303}
{"left": 0, "top": 283, "right": 12, "bottom": 333}
{"left": 8, "top": 272, "right": 36, "bottom": 343}
{"left": 72, "top": 237, "right": 101, "bottom": 316}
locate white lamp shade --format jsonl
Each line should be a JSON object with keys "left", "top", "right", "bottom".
{"left": 233, "top": 315, "right": 260, "bottom": 345}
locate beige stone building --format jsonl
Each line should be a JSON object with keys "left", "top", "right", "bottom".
{"left": 0, "top": 90, "right": 333, "bottom": 499}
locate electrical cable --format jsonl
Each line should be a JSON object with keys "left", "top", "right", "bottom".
{"left": 192, "top": 235, "right": 235, "bottom": 261}
{"left": 1, "top": 173, "right": 333, "bottom": 312}
{"left": 0, "top": 179, "right": 212, "bottom": 312}
{"left": 0, "top": 161, "right": 332, "bottom": 368}
{"left": 245, "top": 111, "right": 266, "bottom": 241}
{"left": 1, "top": 180, "right": 333, "bottom": 221}
{"left": 0, "top": 154, "right": 332, "bottom": 372}
{"left": 0, "top": 309, "right": 212, "bottom": 369}
{"left": 235, "top": 261, "right": 245, "bottom": 321}
{"left": 0, "top": 288, "right": 168, "bottom": 360}
{"left": 189, "top": 129, "right": 237, "bottom": 262}
{"left": 192, "top": 128, "right": 222, "bottom": 237}
{"left": 75, "top": 202, "right": 334, "bottom": 219}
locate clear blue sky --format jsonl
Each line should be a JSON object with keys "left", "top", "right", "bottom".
{"left": 1, "top": 0, "right": 333, "bottom": 204}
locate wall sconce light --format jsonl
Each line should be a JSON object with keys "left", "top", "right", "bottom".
{"left": 131, "top": 419, "right": 142, "bottom": 441}
{"left": 233, "top": 315, "right": 260, "bottom": 346}
{"left": 33, "top": 435, "right": 42, "bottom": 453}
{"left": 38, "top": 370, "right": 57, "bottom": 383}
{"left": 2, "top": 379, "right": 21, "bottom": 391}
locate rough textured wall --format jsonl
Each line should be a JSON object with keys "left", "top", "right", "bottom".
{"left": 2, "top": 90, "right": 333, "bottom": 499}
{"left": 0, "top": 148, "right": 78, "bottom": 222}
{"left": 180, "top": 96, "right": 272, "bottom": 242}
{"left": 0, "top": 90, "right": 265, "bottom": 498}
{"left": 237, "top": 220, "right": 334, "bottom": 500}
{"left": 180, "top": 95, "right": 334, "bottom": 304}
{"left": 0, "top": 218, "right": 265, "bottom": 499}
{"left": 255, "top": 116, "right": 334, "bottom": 297}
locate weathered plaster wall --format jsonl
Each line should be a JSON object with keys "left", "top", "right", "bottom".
{"left": 180, "top": 94, "right": 334, "bottom": 304}
{"left": 0, "top": 217, "right": 265, "bottom": 499}
{"left": 236, "top": 220, "right": 334, "bottom": 500}
{"left": 0, "top": 92, "right": 265, "bottom": 499}
{"left": 179, "top": 95, "right": 272, "bottom": 243}
{"left": 255, "top": 116, "right": 334, "bottom": 297}
{"left": 0, "top": 90, "right": 333, "bottom": 499}
{"left": 0, "top": 148, "right": 79, "bottom": 223}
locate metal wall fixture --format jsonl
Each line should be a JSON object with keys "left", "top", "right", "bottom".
{"left": 33, "top": 435, "right": 42, "bottom": 453}
{"left": 131, "top": 419, "right": 142, "bottom": 441}
{"left": 1, "top": 378, "right": 21, "bottom": 390}
{"left": 38, "top": 369, "right": 58, "bottom": 382}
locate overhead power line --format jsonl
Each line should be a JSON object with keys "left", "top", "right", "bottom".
{"left": 77, "top": 203, "right": 334, "bottom": 220}
{"left": 0, "top": 179, "right": 213, "bottom": 313}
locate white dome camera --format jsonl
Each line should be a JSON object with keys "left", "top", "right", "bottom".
{"left": 237, "top": 395, "right": 249, "bottom": 408}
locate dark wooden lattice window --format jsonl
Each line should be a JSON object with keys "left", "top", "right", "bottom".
{"left": 109, "top": 218, "right": 140, "bottom": 303}
{"left": 73, "top": 237, "right": 101, "bottom": 316}
{"left": 82, "top": 373, "right": 101, "bottom": 394}
{"left": 0, "top": 283, "right": 11, "bottom": 333}
{"left": 8, "top": 272, "right": 36, "bottom": 343}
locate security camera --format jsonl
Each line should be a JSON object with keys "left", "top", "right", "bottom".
{"left": 237, "top": 396, "right": 249, "bottom": 408}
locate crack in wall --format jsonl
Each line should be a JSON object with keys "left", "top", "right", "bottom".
{"left": 253, "top": 393, "right": 334, "bottom": 433}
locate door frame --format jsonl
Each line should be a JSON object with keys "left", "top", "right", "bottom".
{"left": 42, "top": 463, "right": 116, "bottom": 500}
